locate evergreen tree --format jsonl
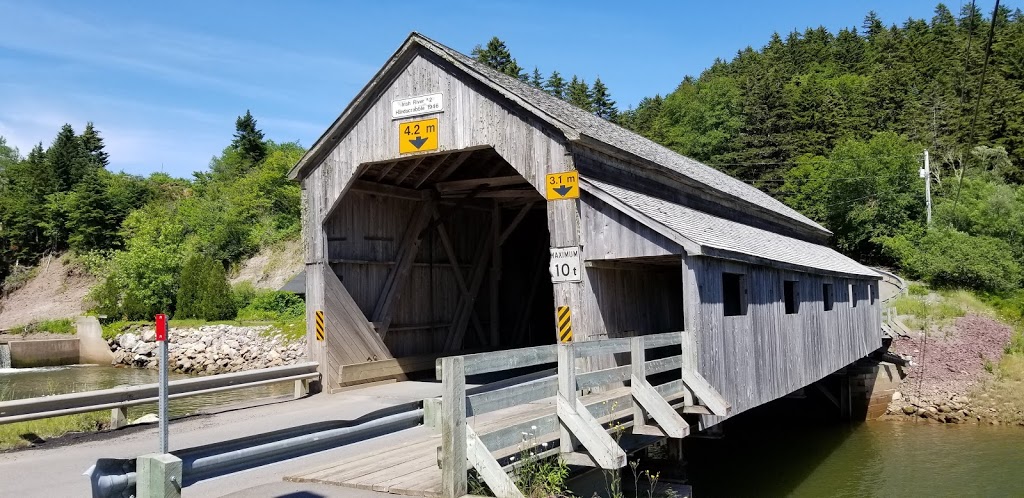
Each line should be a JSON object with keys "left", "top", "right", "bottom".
{"left": 545, "top": 70, "right": 566, "bottom": 99}
{"left": 471, "top": 37, "right": 524, "bottom": 79}
{"left": 176, "top": 254, "right": 236, "bottom": 320}
{"left": 66, "top": 170, "right": 115, "bottom": 252}
{"left": 590, "top": 77, "right": 618, "bottom": 120}
{"left": 46, "top": 124, "right": 92, "bottom": 192}
{"left": 80, "top": 122, "right": 110, "bottom": 168}
{"left": 567, "top": 76, "right": 593, "bottom": 112}
{"left": 530, "top": 66, "right": 543, "bottom": 88}
{"left": 231, "top": 110, "right": 268, "bottom": 168}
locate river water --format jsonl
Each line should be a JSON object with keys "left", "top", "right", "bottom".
{"left": 0, "top": 364, "right": 292, "bottom": 419}
{"left": 679, "top": 412, "right": 1024, "bottom": 497}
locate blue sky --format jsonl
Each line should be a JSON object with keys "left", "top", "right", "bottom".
{"left": 0, "top": 0, "right": 1008, "bottom": 177}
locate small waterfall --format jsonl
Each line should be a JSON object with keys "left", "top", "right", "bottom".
{"left": 0, "top": 344, "right": 10, "bottom": 369}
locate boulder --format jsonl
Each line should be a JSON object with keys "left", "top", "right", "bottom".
{"left": 130, "top": 414, "right": 159, "bottom": 425}
{"left": 892, "top": 391, "right": 903, "bottom": 401}
{"left": 133, "top": 342, "right": 157, "bottom": 356}
{"left": 141, "top": 329, "right": 157, "bottom": 342}
{"left": 119, "top": 333, "right": 139, "bottom": 351}
{"left": 902, "top": 405, "right": 917, "bottom": 415}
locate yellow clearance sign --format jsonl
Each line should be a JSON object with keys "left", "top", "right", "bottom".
{"left": 546, "top": 171, "right": 579, "bottom": 200}
{"left": 398, "top": 118, "right": 439, "bottom": 154}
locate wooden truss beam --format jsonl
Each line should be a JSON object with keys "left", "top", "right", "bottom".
{"left": 434, "top": 210, "right": 487, "bottom": 345}
{"left": 498, "top": 201, "right": 535, "bottom": 246}
{"left": 393, "top": 157, "right": 427, "bottom": 185}
{"left": 435, "top": 175, "right": 528, "bottom": 193}
{"left": 350, "top": 180, "right": 428, "bottom": 201}
{"left": 435, "top": 150, "right": 475, "bottom": 183}
{"left": 372, "top": 201, "right": 435, "bottom": 338}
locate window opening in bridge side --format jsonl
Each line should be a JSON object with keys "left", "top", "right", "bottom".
{"left": 723, "top": 272, "right": 746, "bottom": 316}
{"left": 784, "top": 280, "right": 799, "bottom": 314}
{"left": 850, "top": 283, "right": 858, "bottom": 308}
{"left": 869, "top": 282, "right": 875, "bottom": 305}
{"left": 822, "top": 283, "right": 834, "bottom": 311}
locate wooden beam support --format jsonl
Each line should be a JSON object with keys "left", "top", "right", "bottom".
{"left": 440, "top": 357, "right": 467, "bottom": 498}
{"left": 511, "top": 248, "right": 546, "bottom": 346}
{"left": 372, "top": 201, "right": 435, "bottom": 338}
{"left": 435, "top": 175, "right": 528, "bottom": 193}
{"left": 435, "top": 150, "right": 474, "bottom": 182}
{"left": 375, "top": 161, "right": 399, "bottom": 182}
{"left": 350, "top": 179, "right": 427, "bottom": 201}
{"left": 466, "top": 426, "right": 524, "bottom": 498}
{"left": 412, "top": 154, "right": 447, "bottom": 189}
{"left": 498, "top": 201, "right": 535, "bottom": 246}
{"left": 394, "top": 157, "right": 427, "bottom": 185}
{"left": 434, "top": 212, "right": 487, "bottom": 346}
{"left": 489, "top": 202, "right": 501, "bottom": 348}
{"left": 555, "top": 394, "right": 627, "bottom": 470}
{"left": 679, "top": 367, "right": 731, "bottom": 416}
{"left": 629, "top": 336, "right": 689, "bottom": 438}
{"left": 558, "top": 343, "right": 578, "bottom": 454}
{"left": 444, "top": 216, "right": 495, "bottom": 352}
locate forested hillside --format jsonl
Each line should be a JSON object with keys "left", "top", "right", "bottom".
{"left": 2, "top": 2, "right": 1023, "bottom": 324}
{"left": 493, "top": 3, "right": 1024, "bottom": 296}
{"left": 0, "top": 113, "right": 303, "bottom": 321}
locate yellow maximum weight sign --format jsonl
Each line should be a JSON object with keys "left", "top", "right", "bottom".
{"left": 315, "top": 310, "right": 325, "bottom": 341}
{"left": 557, "top": 306, "right": 572, "bottom": 343}
{"left": 398, "top": 118, "right": 438, "bottom": 154}
{"left": 546, "top": 170, "right": 579, "bottom": 200}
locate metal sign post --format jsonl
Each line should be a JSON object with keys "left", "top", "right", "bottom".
{"left": 155, "top": 313, "right": 169, "bottom": 454}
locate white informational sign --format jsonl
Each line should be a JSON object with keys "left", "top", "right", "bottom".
{"left": 391, "top": 93, "right": 444, "bottom": 120}
{"left": 549, "top": 246, "right": 583, "bottom": 283}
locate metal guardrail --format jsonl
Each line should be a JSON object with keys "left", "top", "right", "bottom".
{"left": 0, "top": 362, "right": 320, "bottom": 425}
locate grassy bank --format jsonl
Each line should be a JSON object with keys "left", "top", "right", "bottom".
{"left": 7, "top": 318, "right": 75, "bottom": 335}
{"left": 0, "top": 412, "right": 108, "bottom": 451}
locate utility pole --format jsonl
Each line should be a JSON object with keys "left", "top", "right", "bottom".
{"left": 919, "top": 150, "right": 932, "bottom": 225}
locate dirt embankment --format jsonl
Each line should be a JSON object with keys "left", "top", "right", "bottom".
{"left": 230, "top": 238, "right": 303, "bottom": 290}
{"left": 886, "top": 313, "right": 1021, "bottom": 424}
{"left": 0, "top": 255, "right": 96, "bottom": 331}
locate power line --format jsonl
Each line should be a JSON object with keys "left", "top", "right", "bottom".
{"left": 707, "top": 154, "right": 920, "bottom": 168}
{"left": 956, "top": 0, "right": 979, "bottom": 112}
{"left": 953, "top": 0, "right": 1001, "bottom": 224}
{"left": 743, "top": 173, "right": 914, "bottom": 184}
{"left": 822, "top": 177, "right": 918, "bottom": 209}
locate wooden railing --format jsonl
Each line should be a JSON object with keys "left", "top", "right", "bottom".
{"left": 435, "top": 332, "right": 729, "bottom": 498}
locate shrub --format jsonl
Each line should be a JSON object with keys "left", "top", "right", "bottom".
{"left": 907, "top": 283, "right": 929, "bottom": 296}
{"left": 176, "top": 254, "right": 236, "bottom": 321}
{"left": 231, "top": 281, "right": 258, "bottom": 311}
{"left": 11, "top": 319, "right": 74, "bottom": 335}
{"left": 881, "top": 227, "right": 1022, "bottom": 293}
{"left": 237, "top": 290, "right": 304, "bottom": 321}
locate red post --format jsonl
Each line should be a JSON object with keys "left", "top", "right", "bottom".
{"left": 155, "top": 313, "right": 167, "bottom": 342}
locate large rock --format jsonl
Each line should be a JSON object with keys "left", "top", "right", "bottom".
{"left": 119, "top": 333, "right": 139, "bottom": 351}
{"left": 133, "top": 342, "right": 157, "bottom": 356}
{"left": 141, "top": 329, "right": 157, "bottom": 342}
{"left": 902, "top": 405, "right": 917, "bottom": 415}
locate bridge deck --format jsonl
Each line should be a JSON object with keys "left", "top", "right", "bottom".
{"left": 285, "top": 385, "right": 671, "bottom": 496}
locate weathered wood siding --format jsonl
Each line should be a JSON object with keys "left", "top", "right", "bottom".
{"left": 323, "top": 192, "right": 490, "bottom": 357}
{"left": 304, "top": 49, "right": 573, "bottom": 369}
{"left": 579, "top": 194, "right": 681, "bottom": 260}
{"left": 682, "top": 254, "right": 882, "bottom": 419}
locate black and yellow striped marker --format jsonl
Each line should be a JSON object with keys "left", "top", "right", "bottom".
{"left": 557, "top": 306, "right": 572, "bottom": 343}
{"left": 315, "top": 310, "right": 325, "bottom": 341}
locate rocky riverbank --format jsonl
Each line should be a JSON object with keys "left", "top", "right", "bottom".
{"left": 108, "top": 324, "right": 306, "bottom": 375}
{"left": 883, "top": 313, "right": 1022, "bottom": 425}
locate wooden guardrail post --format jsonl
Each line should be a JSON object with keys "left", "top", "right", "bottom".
{"left": 557, "top": 342, "right": 577, "bottom": 453}
{"left": 630, "top": 336, "right": 647, "bottom": 428}
{"left": 441, "top": 356, "right": 467, "bottom": 498}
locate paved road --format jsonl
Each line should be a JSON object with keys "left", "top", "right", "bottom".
{"left": 0, "top": 382, "right": 441, "bottom": 497}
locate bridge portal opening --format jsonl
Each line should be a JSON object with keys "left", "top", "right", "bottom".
{"left": 323, "top": 147, "right": 555, "bottom": 362}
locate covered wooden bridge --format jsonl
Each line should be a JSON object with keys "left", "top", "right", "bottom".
{"left": 287, "top": 32, "right": 883, "bottom": 496}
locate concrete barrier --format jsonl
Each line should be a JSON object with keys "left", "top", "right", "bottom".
{"left": 9, "top": 338, "right": 80, "bottom": 368}
{"left": 77, "top": 316, "right": 115, "bottom": 365}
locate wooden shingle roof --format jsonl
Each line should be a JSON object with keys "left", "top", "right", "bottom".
{"left": 584, "top": 178, "right": 879, "bottom": 278}
{"left": 290, "top": 33, "right": 827, "bottom": 236}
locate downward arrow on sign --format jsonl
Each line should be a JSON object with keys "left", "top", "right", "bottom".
{"left": 409, "top": 136, "right": 428, "bottom": 149}
{"left": 553, "top": 185, "right": 574, "bottom": 197}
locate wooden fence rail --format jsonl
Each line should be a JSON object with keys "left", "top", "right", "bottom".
{"left": 436, "top": 332, "right": 729, "bottom": 498}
